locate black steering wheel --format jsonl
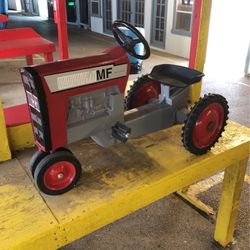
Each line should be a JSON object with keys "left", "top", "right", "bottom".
{"left": 112, "top": 20, "right": 150, "bottom": 60}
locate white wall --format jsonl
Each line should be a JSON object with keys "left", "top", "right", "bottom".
{"left": 8, "top": 0, "right": 17, "bottom": 10}
{"left": 112, "top": 0, "right": 117, "bottom": 22}
{"left": 90, "top": 0, "right": 104, "bottom": 34}
{"left": 38, "top": 0, "right": 48, "bottom": 18}
{"left": 91, "top": 17, "right": 103, "bottom": 34}
{"left": 144, "top": 0, "right": 152, "bottom": 43}
{"left": 8, "top": 0, "right": 22, "bottom": 11}
{"left": 164, "top": 0, "right": 191, "bottom": 58}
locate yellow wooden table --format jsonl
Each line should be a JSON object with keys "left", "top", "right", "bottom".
{"left": 0, "top": 121, "right": 249, "bottom": 250}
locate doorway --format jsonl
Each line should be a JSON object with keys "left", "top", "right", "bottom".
{"left": 79, "top": 0, "right": 89, "bottom": 26}
{"left": 103, "top": 0, "right": 112, "bottom": 34}
{"left": 118, "top": 0, "right": 145, "bottom": 27}
{"left": 21, "top": 0, "right": 39, "bottom": 15}
{"left": 151, "top": 0, "right": 168, "bottom": 49}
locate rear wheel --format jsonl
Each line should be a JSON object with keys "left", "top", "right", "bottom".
{"left": 125, "top": 75, "right": 161, "bottom": 110}
{"left": 182, "top": 94, "right": 229, "bottom": 155}
{"left": 34, "top": 151, "right": 82, "bottom": 195}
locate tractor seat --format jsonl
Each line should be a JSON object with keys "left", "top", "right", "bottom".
{"left": 149, "top": 64, "right": 204, "bottom": 88}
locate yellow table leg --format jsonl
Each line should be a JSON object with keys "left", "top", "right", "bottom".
{"left": 0, "top": 98, "right": 11, "bottom": 161}
{"left": 214, "top": 158, "right": 248, "bottom": 247}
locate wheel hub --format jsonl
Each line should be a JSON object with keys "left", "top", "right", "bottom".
{"left": 57, "top": 173, "right": 64, "bottom": 179}
{"left": 43, "top": 161, "right": 76, "bottom": 191}
{"left": 193, "top": 102, "right": 225, "bottom": 148}
{"left": 207, "top": 121, "right": 216, "bottom": 133}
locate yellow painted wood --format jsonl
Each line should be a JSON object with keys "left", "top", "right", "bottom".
{"left": 0, "top": 159, "right": 61, "bottom": 250}
{"left": 0, "top": 121, "right": 249, "bottom": 249}
{"left": 214, "top": 158, "right": 249, "bottom": 247}
{"left": 7, "top": 123, "right": 34, "bottom": 152}
{"left": 190, "top": 0, "right": 213, "bottom": 103}
{"left": 176, "top": 191, "right": 215, "bottom": 217}
{"left": 0, "top": 98, "right": 11, "bottom": 161}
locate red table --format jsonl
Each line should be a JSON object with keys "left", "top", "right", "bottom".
{"left": 0, "top": 14, "right": 8, "bottom": 29}
{"left": 0, "top": 28, "right": 56, "bottom": 65}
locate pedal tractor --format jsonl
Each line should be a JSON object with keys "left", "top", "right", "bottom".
{"left": 20, "top": 21, "right": 229, "bottom": 195}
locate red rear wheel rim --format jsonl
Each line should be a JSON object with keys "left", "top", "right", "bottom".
{"left": 131, "top": 82, "right": 161, "bottom": 108}
{"left": 193, "top": 103, "right": 225, "bottom": 149}
{"left": 44, "top": 161, "right": 76, "bottom": 190}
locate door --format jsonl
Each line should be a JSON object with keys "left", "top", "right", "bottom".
{"left": 103, "top": 0, "right": 112, "bottom": 34}
{"left": 47, "top": 0, "right": 54, "bottom": 20}
{"left": 21, "top": 0, "right": 39, "bottom": 15}
{"left": 66, "top": 0, "right": 77, "bottom": 24}
{"left": 119, "top": 0, "right": 145, "bottom": 27}
{"left": 151, "top": 0, "right": 168, "bottom": 48}
{"left": 79, "top": 0, "right": 89, "bottom": 25}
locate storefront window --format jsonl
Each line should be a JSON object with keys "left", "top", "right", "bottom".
{"left": 91, "top": 0, "right": 101, "bottom": 16}
{"left": 172, "top": 0, "right": 194, "bottom": 36}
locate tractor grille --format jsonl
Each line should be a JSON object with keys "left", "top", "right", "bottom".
{"left": 21, "top": 69, "right": 51, "bottom": 151}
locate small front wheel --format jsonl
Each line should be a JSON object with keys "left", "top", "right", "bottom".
{"left": 34, "top": 151, "right": 82, "bottom": 195}
{"left": 29, "top": 151, "right": 48, "bottom": 177}
{"left": 182, "top": 94, "right": 229, "bottom": 155}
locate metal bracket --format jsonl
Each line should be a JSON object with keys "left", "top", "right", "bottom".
{"left": 159, "top": 85, "right": 172, "bottom": 105}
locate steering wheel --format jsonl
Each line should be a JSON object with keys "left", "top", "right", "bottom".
{"left": 112, "top": 20, "right": 150, "bottom": 60}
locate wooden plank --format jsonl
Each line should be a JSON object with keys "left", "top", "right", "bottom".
{"left": 1, "top": 121, "right": 249, "bottom": 249}
{"left": 7, "top": 123, "right": 34, "bottom": 152}
{"left": 26, "top": 121, "right": 248, "bottom": 248}
{"left": 0, "top": 159, "right": 60, "bottom": 250}
{"left": 0, "top": 97, "right": 11, "bottom": 161}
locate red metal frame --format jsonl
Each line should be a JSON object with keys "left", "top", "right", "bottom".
{"left": 21, "top": 46, "right": 130, "bottom": 151}
{"left": 55, "top": 0, "right": 69, "bottom": 60}
{"left": 189, "top": 0, "right": 202, "bottom": 68}
{"left": 0, "top": 14, "right": 8, "bottom": 29}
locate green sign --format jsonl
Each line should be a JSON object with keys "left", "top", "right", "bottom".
{"left": 68, "top": 1, "right": 75, "bottom": 6}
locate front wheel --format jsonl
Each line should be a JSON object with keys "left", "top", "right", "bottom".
{"left": 34, "top": 151, "right": 82, "bottom": 195}
{"left": 182, "top": 94, "right": 229, "bottom": 155}
{"left": 29, "top": 151, "right": 48, "bottom": 178}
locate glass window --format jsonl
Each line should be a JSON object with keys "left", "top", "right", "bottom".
{"left": 151, "top": 0, "right": 167, "bottom": 48}
{"left": 172, "top": 0, "right": 194, "bottom": 36}
{"left": 91, "top": 0, "right": 101, "bottom": 16}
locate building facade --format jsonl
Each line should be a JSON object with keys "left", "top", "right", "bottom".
{"left": 12, "top": 0, "right": 194, "bottom": 58}
{"left": 89, "top": 0, "right": 194, "bottom": 58}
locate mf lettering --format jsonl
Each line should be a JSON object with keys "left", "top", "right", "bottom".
{"left": 96, "top": 67, "right": 112, "bottom": 81}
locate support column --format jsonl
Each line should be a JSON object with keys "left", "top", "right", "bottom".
{"left": 189, "top": 0, "right": 212, "bottom": 103}
{"left": 214, "top": 159, "right": 248, "bottom": 247}
{"left": 56, "top": 0, "right": 69, "bottom": 60}
{"left": 0, "top": 98, "right": 11, "bottom": 161}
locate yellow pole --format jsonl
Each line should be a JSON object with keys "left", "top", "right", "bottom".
{"left": 189, "top": 0, "right": 213, "bottom": 103}
{"left": 0, "top": 98, "right": 11, "bottom": 161}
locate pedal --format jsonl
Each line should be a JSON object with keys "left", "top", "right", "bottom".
{"left": 112, "top": 122, "right": 131, "bottom": 143}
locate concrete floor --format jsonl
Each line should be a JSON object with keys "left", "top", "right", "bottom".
{"left": 0, "top": 14, "right": 249, "bottom": 250}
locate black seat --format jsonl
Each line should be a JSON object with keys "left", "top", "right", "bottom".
{"left": 149, "top": 64, "right": 204, "bottom": 88}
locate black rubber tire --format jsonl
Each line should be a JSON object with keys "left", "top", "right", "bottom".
{"left": 34, "top": 151, "right": 82, "bottom": 195}
{"left": 29, "top": 151, "right": 48, "bottom": 178}
{"left": 55, "top": 147, "right": 73, "bottom": 154}
{"left": 125, "top": 74, "right": 161, "bottom": 110}
{"left": 182, "top": 94, "right": 229, "bottom": 155}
